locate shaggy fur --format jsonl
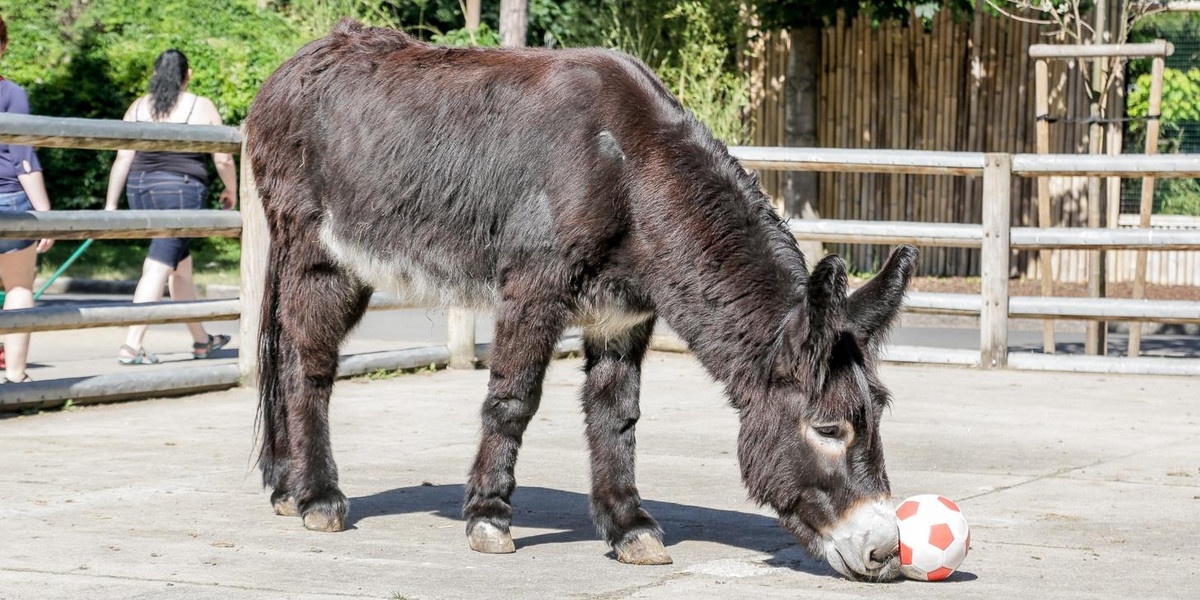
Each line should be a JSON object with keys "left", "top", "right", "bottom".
{"left": 247, "top": 19, "right": 918, "bottom": 570}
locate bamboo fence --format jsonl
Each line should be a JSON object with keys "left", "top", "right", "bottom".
{"left": 742, "top": 9, "right": 1199, "bottom": 284}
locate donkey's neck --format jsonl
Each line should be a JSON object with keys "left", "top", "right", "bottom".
{"left": 636, "top": 157, "right": 807, "bottom": 395}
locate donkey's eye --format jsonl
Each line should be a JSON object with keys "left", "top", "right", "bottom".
{"left": 814, "top": 425, "right": 842, "bottom": 438}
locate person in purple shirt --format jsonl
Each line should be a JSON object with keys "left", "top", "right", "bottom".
{"left": 0, "top": 13, "right": 54, "bottom": 384}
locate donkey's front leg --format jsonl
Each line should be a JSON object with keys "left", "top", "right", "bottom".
{"left": 464, "top": 292, "right": 568, "bottom": 553}
{"left": 581, "top": 319, "right": 671, "bottom": 565}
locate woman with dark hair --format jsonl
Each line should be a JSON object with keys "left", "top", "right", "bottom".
{"left": 105, "top": 49, "right": 236, "bottom": 365}
{"left": 0, "top": 12, "right": 54, "bottom": 383}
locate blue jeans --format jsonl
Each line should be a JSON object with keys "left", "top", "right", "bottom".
{"left": 126, "top": 171, "right": 206, "bottom": 268}
{"left": 0, "top": 190, "right": 34, "bottom": 255}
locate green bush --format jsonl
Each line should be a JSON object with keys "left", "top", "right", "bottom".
{"left": 1127, "top": 68, "right": 1200, "bottom": 216}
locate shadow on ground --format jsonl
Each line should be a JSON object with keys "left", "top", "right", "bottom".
{"left": 349, "top": 483, "right": 841, "bottom": 576}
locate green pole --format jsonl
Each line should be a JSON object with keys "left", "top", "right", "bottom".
{"left": 0, "top": 239, "right": 93, "bottom": 303}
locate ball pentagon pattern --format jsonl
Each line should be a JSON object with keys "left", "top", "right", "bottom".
{"left": 895, "top": 494, "right": 970, "bottom": 581}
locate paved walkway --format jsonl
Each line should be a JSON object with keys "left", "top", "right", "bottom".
{"left": 1, "top": 354, "right": 1197, "bottom": 599}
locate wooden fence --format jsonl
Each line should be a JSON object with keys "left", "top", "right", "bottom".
{"left": 741, "top": 8, "right": 1200, "bottom": 283}
{"left": 2, "top": 114, "right": 1199, "bottom": 410}
{"left": 0, "top": 114, "right": 489, "bottom": 410}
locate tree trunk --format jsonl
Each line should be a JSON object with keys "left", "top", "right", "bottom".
{"left": 784, "top": 27, "right": 819, "bottom": 221}
{"left": 499, "top": 0, "right": 527, "bottom": 48}
{"left": 466, "top": 0, "right": 481, "bottom": 33}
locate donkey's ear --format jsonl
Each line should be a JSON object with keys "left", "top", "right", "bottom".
{"left": 806, "top": 254, "right": 849, "bottom": 357}
{"left": 848, "top": 245, "right": 919, "bottom": 352}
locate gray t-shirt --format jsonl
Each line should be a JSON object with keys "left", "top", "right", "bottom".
{"left": 0, "top": 78, "right": 43, "bottom": 195}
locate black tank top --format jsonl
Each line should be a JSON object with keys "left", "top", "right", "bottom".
{"left": 130, "top": 96, "right": 209, "bottom": 183}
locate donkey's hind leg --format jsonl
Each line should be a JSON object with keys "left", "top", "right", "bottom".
{"left": 464, "top": 281, "right": 569, "bottom": 554}
{"left": 277, "top": 255, "right": 372, "bottom": 532}
{"left": 580, "top": 318, "right": 670, "bottom": 565}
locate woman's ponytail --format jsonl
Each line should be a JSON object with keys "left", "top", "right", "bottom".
{"left": 148, "top": 49, "right": 189, "bottom": 120}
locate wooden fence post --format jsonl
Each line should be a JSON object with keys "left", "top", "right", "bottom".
{"left": 1033, "top": 58, "right": 1055, "bottom": 355}
{"left": 447, "top": 309, "right": 477, "bottom": 369}
{"left": 1129, "top": 55, "right": 1166, "bottom": 357}
{"left": 981, "top": 153, "right": 1012, "bottom": 369}
{"left": 238, "top": 128, "right": 269, "bottom": 387}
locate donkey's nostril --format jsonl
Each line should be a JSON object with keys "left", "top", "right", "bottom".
{"left": 869, "top": 546, "right": 898, "bottom": 565}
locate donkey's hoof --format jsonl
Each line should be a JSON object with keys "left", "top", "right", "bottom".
{"left": 468, "top": 522, "right": 516, "bottom": 554}
{"left": 303, "top": 510, "right": 345, "bottom": 532}
{"left": 616, "top": 533, "right": 672, "bottom": 565}
{"left": 272, "top": 495, "right": 300, "bottom": 517}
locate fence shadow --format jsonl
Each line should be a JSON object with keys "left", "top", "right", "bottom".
{"left": 349, "top": 483, "right": 838, "bottom": 576}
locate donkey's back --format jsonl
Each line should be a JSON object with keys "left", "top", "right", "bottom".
{"left": 247, "top": 20, "right": 678, "bottom": 310}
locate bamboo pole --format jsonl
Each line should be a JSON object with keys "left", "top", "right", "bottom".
{"left": 1128, "top": 55, "right": 1166, "bottom": 357}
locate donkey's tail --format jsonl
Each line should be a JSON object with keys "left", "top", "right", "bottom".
{"left": 254, "top": 238, "right": 289, "bottom": 489}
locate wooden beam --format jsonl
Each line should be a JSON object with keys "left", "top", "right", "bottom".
{"left": 0, "top": 299, "right": 239, "bottom": 335}
{"left": 446, "top": 309, "right": 477, "bottom": 369}
{"left": 238, "top": 129, "right": 269, "bottom": 386}
{"left": 1034, "top": 58, "right": 1055, "bottom": 355}
{"left": 336, "top": 346, "right": 451, "bottom": 378}
{"left": 0, "top": 365, "right": 242, "bottom": 410}
{"left": 1010, "top": 296, "right": 1200, "bottom": 323}
{"left": 0, "top": 210, "right": 241, "bottom": 240}
{"left": 1130, "top": 55, "right": 1167, "bottom": 357}
{"left": 790, "top": 220, "right": 1200, "bottom": 250}
{"left": 1011, "top": 153, "right": 1200, "bottom": 177}
{"left": 729, "top": 148, "right": 1200, "bottom": 178}
{"left": 790, "top": 220, "right": 985, "bottom": 247}
{"left": 901, "top": 293, "right": 1200, "bottom": 324}
{"left": 880, "top": 345, "right": 981, "bottom": 367}
{"left": 1009, "top": 227, "right": 1200, "bottom": 250}
{"left": 731, "top": 146, "right": 987, "bottom": 175}
{"left": 0, "top": 114, "right": 241, "bottom": 153}
{"left": 1028, "top": 41, "right": 1174, "bottom": 59}
{"left": 980, "top": 153, "right": 1012, "bottom": 369}
{"left": 1007, "top": 353, "right": 1200, "bottom": 376}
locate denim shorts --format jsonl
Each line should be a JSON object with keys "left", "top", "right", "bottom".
{"left": 126, "top": 171, "right": 206, "bottom": 268}
{"left": 0, "top": 190, "right": 35, "bottom": 255}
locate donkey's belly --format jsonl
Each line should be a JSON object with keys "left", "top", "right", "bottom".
{"left": 318, "top": 222, "right": 499, "bottom": 310}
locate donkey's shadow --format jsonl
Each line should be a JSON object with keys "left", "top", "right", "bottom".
{"left": 349, "top": 483, "right": 837, "bottom": 576}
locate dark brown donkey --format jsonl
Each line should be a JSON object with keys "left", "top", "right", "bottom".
{"left": 246, "top": 20, "right": 917, "bottom": 581}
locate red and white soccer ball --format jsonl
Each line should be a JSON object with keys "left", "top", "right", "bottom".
{"left": 895, "top": 494, "right": 970, "bottom": 581}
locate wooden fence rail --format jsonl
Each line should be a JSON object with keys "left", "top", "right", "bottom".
{"left": 0, "top": 114, "right": 242, "bottom": 153}
{"left": 0, "top": 210, "right": 242, "bottom": 240}
{"left": 1, "top": 105, "right": 1198, "bottom": 406}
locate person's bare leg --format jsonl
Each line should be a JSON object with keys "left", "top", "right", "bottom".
{"left": 0, "top": 245, "right": 38, "bottom": 381}
{"left": 121, "top": 257, "right": 173, "bottom": 357}
{"left": 168, "top": 256, "right": 208, "bottom": 344}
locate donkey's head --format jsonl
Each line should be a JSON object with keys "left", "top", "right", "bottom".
{"left": 738, "top": 244, "right": 918, "bottom": 581}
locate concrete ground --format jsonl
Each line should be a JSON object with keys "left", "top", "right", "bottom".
{"left": 2, "top": 353, "right": 1198, "bottom": 599}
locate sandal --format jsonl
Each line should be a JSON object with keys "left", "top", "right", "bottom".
{"left": 118, "top": 345, "right": 160, "bottom": 366}
{"left": 192, "top": 334, "right": 231, "bottom": 360}
{"left": 1, "top": 373, "right": 32, "bottom": 384}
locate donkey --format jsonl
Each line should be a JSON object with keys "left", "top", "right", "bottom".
{"left": 246, "top": 20, "right": 917, "bottom": 581}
